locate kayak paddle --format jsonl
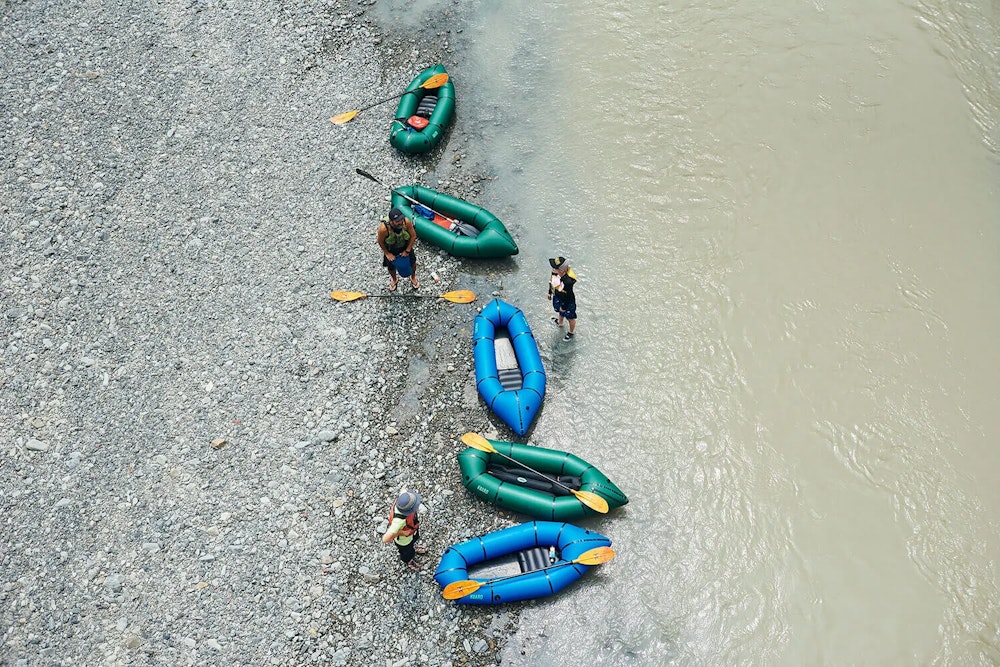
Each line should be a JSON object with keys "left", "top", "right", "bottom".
{"left": 356, "top": 168, "right": 480, "bottom": 238}
{"left": 460, "top": 432, "right": 610, "bottom": 513}
{"left": 441, "top": 546, "right": 615, "bottom": 600}
{"left": 331, "top": 72, "right": 449, "bottom": 125}
{"left": 330, "top": 289, "right": 475, "bottom": 303}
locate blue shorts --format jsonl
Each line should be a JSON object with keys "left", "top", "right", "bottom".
{"left": 552, "top": 293, "right": 577, "bottom": 320}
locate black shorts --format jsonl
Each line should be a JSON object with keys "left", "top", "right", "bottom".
{"left": 383, "top": 250, "right": 416, "bottom": 268}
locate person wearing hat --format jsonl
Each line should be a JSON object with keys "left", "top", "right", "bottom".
{"left": 547, "top": 256, "right": 578, "bottom": 341}
{"left": 377, "top": 207, "right": 419, "bottom": 291}
{"left": 381, "top": 489, "right": 427, "bottom": 571}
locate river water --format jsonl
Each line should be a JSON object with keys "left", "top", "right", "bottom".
{"left": 387, "top": 0, "right": 1000, "bottom": 664}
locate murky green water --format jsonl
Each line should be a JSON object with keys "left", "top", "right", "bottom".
{"left": 388, "top": 0, "right": 1000, "bottom": 663}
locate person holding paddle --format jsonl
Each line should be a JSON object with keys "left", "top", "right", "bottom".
{"left": 547, "top": 256, "right": 577, "bottom": 341}
{"left": 381, "top": 489, "right": 427, "bottom": 571}
{"left": 377, "top": 207, "right": 419, "bottom": 290}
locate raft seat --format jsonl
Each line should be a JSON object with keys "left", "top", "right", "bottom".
{"left": 517, "top": 546, "right": 555, "bottom": 573}
{"left": 488, "top": 463, "right": 581, "bottom": 496}
{"left": 497, "top": 367, "right": 523, "bottom": 391}
{"left": 415, "top": 95, "right": 438, "bottom": 118}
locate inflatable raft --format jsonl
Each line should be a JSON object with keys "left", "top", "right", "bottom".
{"left": 434, "top": 521, "right": 612, "bottom": 605}
{"left": 391, "top": 185, "right": 518, "bottom": 259}
{"left": 390, "top": 64, "right": 455, "bottom": 154}
{"left": 473, "top": 299, "right": 545, "bottom": 436}
{"left": 458, "top": 439, "right": 629, "bottom": 520}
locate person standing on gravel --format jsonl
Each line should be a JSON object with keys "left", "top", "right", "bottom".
{"left": 377, "top": 207, "right": 420, "bottom": 291}
{"left": 547, "top": 256, "right": 578, "bottom": 341}
{"left": 381, "top": 489, "right": 427, "bottom": 571}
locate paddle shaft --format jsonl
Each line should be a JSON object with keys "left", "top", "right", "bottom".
{"left": 356, "top": 89, "right": 417, "bottom": 113}
{"left": 356, "top": 168, "right": 472, "bottom": 234}
{"left": 486, "top": 556, "right": 587, "bottom": 586}
{"left": 355, "top": 73, "right": 448, "bottom": 113}
{"left": 487, "top": 445, "right": 578, "bottom": 496}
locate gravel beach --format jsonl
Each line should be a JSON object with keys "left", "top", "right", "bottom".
{"left": 1, "top": 1, "right": 525, "bottom": 665}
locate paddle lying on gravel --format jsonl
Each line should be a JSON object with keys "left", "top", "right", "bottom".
{"left": 460, "top": 433, "right": 610, "bottom": 513}
{"left": 356, "top": 168, "right": 480, "bottom": 238}
{"left": 441, "top": 546, "right": 616, "bottom": 600}
{"left": 331, "top": 73, "right": 449, "bottom": 125}
{"left": 330, "top": 289, "right": 475, "bottom": 303}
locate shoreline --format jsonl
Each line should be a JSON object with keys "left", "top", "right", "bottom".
{"left": 1, "top": 1, "right": 525, "bottom": 665}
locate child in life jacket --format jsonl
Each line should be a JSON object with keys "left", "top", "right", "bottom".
{"left": 381, "top": 489, "right": 427, "bottom": 571}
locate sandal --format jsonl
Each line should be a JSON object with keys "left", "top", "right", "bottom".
{"left": 410, "top": 277, "right": 420, "bottom": 289}
{"left": 388, "top": 276, "right": 399, "bottom": 291}
{"left": 407, "top": 559, "right": 423, "bottom": 571}
{"left": 414, "top": 545, "right": 427, "bottom": 555}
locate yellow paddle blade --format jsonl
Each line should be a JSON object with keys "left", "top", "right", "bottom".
{"left": 440, "top": 289, "right": 475, "bottom": 304}
{"left": 461, "top": 432, "right": 496, "bottom": 453}
{"left": 572, "top": 490, "right": 610, "bottom": 514}
{"left": 330, "top": 290, "right": 367, "bottom": 302}
{"left": 575, "top": 546, "right": 616, "bottom": 566}
{"left": 330, "top": 110, "right": 359, "bottom": 125}
{"left": 442, "top": 580, "right": 482, "bottom": 600}
{"left": 420, "top": 72, "right": 449, "bottom": 89}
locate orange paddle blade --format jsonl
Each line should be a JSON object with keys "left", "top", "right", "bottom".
{"left": 575, "top": 546, "right": 615, "bottom": 565}
{"left": 442, "top": 580, "right": 482, "bottom": 600}
{"left": 572, "top": 490, "right": 610, "bottom": 514}
{"left": 330, "top": 110, "right": 360, "bottom": 125}
{"left": 330, "top": 290, "right": 367, "bottom": 302}
{"left": 420, "top": 72, "right": 449, "bottom": 89}
{"left": 440, "top": 289, "right": 475, "bottom": 304}
{"left": 461, "top": 432, "right": 495, "bottom": 452}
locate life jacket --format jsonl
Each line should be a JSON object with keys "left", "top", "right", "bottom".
{"left": 383, "top": 221, "right": 411, "bottom": 252}
{"left": 388, "top": 503, "right": 419, "bottom": 537}
{"left": 406, "top": 115, "right": 429, "bottom": 130}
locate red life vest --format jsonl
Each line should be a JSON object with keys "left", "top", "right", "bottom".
{"left": 388, "top": 503, "right": 419, "bottom": 536}
{"left": 406, "top": 115, "right": 429, "bottom": 130}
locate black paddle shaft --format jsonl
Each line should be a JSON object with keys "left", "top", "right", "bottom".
{"left": 355, "top": 168, "right": 479, "bottom": 237}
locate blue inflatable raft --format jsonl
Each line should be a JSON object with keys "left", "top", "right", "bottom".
{"left": 433, "top": 521, "right": 612, "bottom": 605}
{"left": 473, "top": 299, "right": 546, "bottom": 436}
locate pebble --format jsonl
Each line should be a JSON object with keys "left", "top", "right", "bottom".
{"left": 25, "top": 439, "right": 49, "bottom": 452}
{"left": 316, "top": 429, "right": 338, "bottom": 442}
{"left": 104, "top": 574, "right": 125, "bottom": 592}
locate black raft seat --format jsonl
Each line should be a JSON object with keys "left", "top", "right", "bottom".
{"left": 517, "top": 546, "right": 556, "bottom": 573}
{"left": 487, "top": 463, "right": 582, "bottom": 497}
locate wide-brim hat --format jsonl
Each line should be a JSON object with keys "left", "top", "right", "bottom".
{"left": 549, "top": 256, "right": 567, "bottom": 269}
{"left": 396, "top": 490, "right": 422, "bottom": 513}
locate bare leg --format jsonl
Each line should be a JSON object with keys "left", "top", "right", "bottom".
{"left": 388, "top": 268, "right": 398, "bottom": 291}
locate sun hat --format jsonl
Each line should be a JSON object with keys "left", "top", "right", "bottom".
{"left": 388, "top": 207, "right": 404, "bottom": 222}
{"left": 549, "top": 257, "right": 567, "bottom": 269}
{"left": 396, "top": 490, "right": 422, "bottom": 514}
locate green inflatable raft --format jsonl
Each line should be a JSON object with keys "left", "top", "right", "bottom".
{"left": 458, "top": 439, "right": 628, "bottom": 520}
{"left": 390, "top": 64, "right": 455, "bottom": 154}
{"left": 391, "top": 185, "right": 518, "bottom": 259}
